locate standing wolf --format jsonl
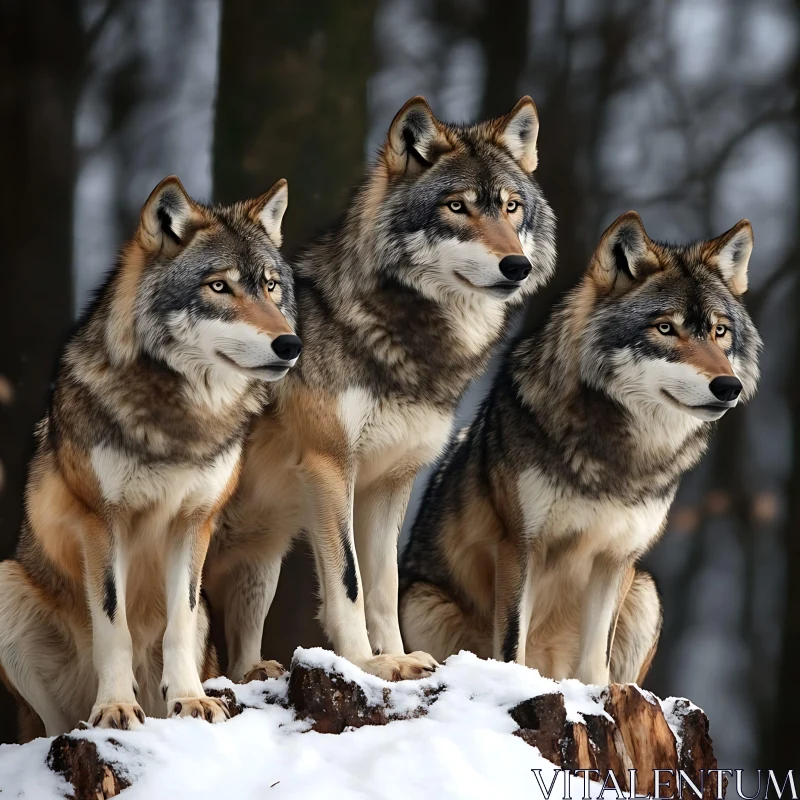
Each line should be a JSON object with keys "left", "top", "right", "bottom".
{"left": 400, "top": 211, "right": 761, "bottom": 686}
{"left": 0, "top": 176, "right": 301, "bottom": 739}
{"left": 205, "top": 96, "right": 556, "bottom": 681}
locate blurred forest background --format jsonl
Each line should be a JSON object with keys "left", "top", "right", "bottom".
{"left": 1, "top": 0, "right": 797, "bottom": 773}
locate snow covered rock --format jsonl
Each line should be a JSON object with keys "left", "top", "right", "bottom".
{"left": 0, "top": 649, "right": 721, "bottom": 799}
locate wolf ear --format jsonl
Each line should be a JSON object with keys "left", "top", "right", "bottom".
{"left": 139, "top": 176, "right": 203, "bottom": 255}
{"left": 385, "top": 96, "right": 449, "bottom": 178}
{"left": 249, "top": 179, "right": 288, "bottom": 246}
{"left": 704, "top": 220, "right": 753, "bottom": 295}
{"left": 592, "top": 211, "right": 655, "bottom": 292}
{"left": 497, "top": 96, "right": 539, "bottom": 172}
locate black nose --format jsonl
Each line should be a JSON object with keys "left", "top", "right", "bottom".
{"left": 271, "top": 334, "right": 303, "bottom": 361}
{"left": 709, "top": 375, "right": 742, "bottom": 402}
{"left": 498, "top": 255, "right": 532, "bottom": 282}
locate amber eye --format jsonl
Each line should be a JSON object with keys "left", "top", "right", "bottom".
{"left": 657, "top": 322, "right": 675, "bottom": 336}
{"left": 209, "top": 280, "right": 231, "bottom": 294}
{"left": 266, "top": 279, "right": 277, "bottom": 292}
{"left": 715, "top": 324, "right": 728, "bottom": 337}
{"left": 447, "top": 200, "right": 465, "bottom": 213}
{"left": 507, "top": 200, "right": 519, "bottom": 213}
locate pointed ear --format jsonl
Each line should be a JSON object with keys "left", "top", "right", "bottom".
{"left": 138, "top": 176, "right": 204, "bottom": 254}
{"left": 591, "top": 211, "right": 658, "bottom": 292}
{"left": 704, "top": 220, "right": 753, "bottom": 295}
{"left": 496, "top": 96, "right": 539, "bottom": 172}
{"left": 384, "top": 96, "right": 450, "bottom": 178}
{"left": 248, "top": 178, "right": 288, "bottom": 246}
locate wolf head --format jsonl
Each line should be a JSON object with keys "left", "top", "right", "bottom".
{"left": 369, "top": 96, "right": 556, "bottom": 304}
{"left": 580, "top": 211, "right": 761, "bottom": 423}
{"left": 110, "top": 176, "right": 301, "bottom": 383}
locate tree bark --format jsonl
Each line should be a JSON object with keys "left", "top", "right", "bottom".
{"left": 0, "top": 0, "right": 84, "bottom": 745}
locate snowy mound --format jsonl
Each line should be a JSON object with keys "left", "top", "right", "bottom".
{"left": 0, "top": 650, "right": 719, "bottom": 799}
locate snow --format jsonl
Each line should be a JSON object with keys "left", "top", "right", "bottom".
{"left": 0, "top": 649, "right": 614, "bottom": 799}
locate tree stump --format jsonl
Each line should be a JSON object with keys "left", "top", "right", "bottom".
{"left": 46, "top": 735, "right": 129, "bottom": 799}
{"left": 42, "top": 658, "right": 722, "bottom": 797}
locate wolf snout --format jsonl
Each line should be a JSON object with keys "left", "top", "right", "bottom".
{"left": 271, "top": 334, "right": 303, "bottom": 361}
{"left": 498, "top": 255, "right": 532, "bottom": 282}
{"left": 709, "top": 375, "right": 742, "bottom": 403}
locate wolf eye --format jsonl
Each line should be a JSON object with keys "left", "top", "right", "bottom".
{"left": 657, "top": 322, "right": 675, "bottom": 336}
{"left": 266, "top": 279, "right": 277, "bottom": 292}
{"left": 715, "top": 324, "right": 728, "bottom": 337}
{"left": 209, "top": 280, "right": 231, "bottom": 294}
{"left": 506, "top": 200, "right": 519, "bottom": 213}
{"left": 447, "top": 201, "right": 465, "bottom": 213}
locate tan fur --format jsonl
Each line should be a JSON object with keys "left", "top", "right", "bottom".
{"left": 472, "top": 215, "right": 526, "bottom": 259}
{"left": 678, "top": 338, "right": 735, "bottom": 378}
{"left": 208, "top": 383, "right": 451, "bottom": 681}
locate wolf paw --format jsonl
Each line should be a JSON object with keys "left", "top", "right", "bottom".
{"left": 358, "top": 651, "right": 438, "bottom": 681}
{"left": 169, "top": 696, "right": 230, "bottom": 723}
{"left": 240, "top": 660, "right": 287, "bottom": 683}
{"left": 89, "top": 702, "right": 145, "bottom": 730}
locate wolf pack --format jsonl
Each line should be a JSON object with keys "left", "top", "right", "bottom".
{"left": 0, "top": 96, "right": 761, "bottom": 739}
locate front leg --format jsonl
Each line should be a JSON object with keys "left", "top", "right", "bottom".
{"left": 353, "top": 468, "right": 416, "bottom": 657}
{"left": 84, "top": 514, "right": 144, "bottom": 730}
{"left": 574, "top": 555, "right": 629, "bottom": 686}
{"left": 161, "top": 513, "right": 228, "bottom": 722}
{"left": 304, "top": 453, "right": 435, "bottom": 681}
{"left": 493, "top": 536, "right": 532, "bottom": 665}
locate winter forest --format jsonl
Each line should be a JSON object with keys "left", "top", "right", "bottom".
{"left": 0, "top": 0, "right": 798, "bottom": 773}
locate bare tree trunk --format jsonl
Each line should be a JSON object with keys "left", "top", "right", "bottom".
{"left": 212, "top": 0, "right": 377, "bottom": 665}
{"left": 214, "top": 1, "right": 376, "bottom": 254}
{"left": 0, "top": 0, "right": 84, "bottom": 743}
{"left": 773, "top": 259, "right": 800, "bottom": 767}
{"left": 521, "top": 1, "right": 641, "bottom": 334}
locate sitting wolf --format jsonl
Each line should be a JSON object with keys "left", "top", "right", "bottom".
{"left": 0, "top": 176, "right": 300, "bottom": 739}
{"left": 205, "top": 96, "right": 556, "bottom": 682}
{"left": 400, "top": 211, "right": 761, "bottom": 686}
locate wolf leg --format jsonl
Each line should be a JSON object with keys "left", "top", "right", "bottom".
{"left": 610, "top": 569, "right": 662, "bottom": 684}
{"left": 162, "top": 514, "right": 228, "bottom": 722}
{"left": 218, "top": 556, "right": 283, "bottom": 683}
{"left": 84, "top": 515, "right": 145, "bottom": 730}
{"left": 353, "top": 470, "right": 416, "bottom": 657}
{"left": 399, "top": 581, "right": 491, "bottom": 662}
{"left": 0, "top": 561, "right": 72, "bottom": 737}
{"left": 493, "top": 537, "right": 532, "bottom": 665}
{"left": 574, "top": 555, "right": 629, "bottom": 686}
{"left": 305, "top": 453, "right": 435, "bottom": 680}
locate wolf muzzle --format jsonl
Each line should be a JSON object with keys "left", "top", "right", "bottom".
{"left": 498, "top": 255, "right": 532, "bottom": 282}
{"left": 708, "top": 375, "right": 742, "bottom": 403}
{"left": 271, "top": 334, "right": 303, "bottom": 361}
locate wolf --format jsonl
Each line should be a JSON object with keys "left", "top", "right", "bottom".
{"left": 399, "top": 210, "right": 761, "bottom": 686}
{"left": 0, "top": 176, "right": 301, "bottom": 740}
{"left": 204, "top": 96, "right": 557, "bottom": 682}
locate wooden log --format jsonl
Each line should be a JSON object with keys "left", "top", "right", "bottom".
{"left": 46, "top": 735, "right": 129, "bottom": 799}
{"left": 602, "top": 684, "right": 680, "bottom": 797}
{"left": 663, "top": 697, "right": 725, "bottom": 800}
{"left": 510, "top": 692, "right": 631, "bottom": 782}
{"left": 287, "top": 663, "right": 438, "bottom": 733}
{"left": 40, "top": 657, "right": 721, "bottom": 797}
